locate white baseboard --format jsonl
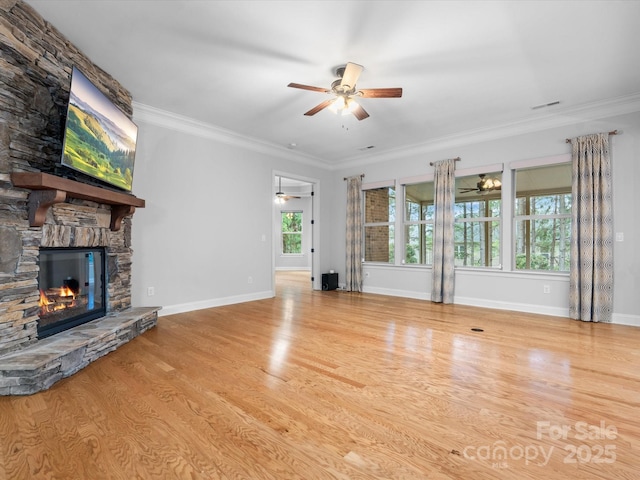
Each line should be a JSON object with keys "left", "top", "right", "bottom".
{"left": 612, "top": 313, "right": 640, "bottom": 327}
{"left": 363, "top": 287, "right": 638, "bottom": 326}
{"left": 158, "top": 287, "right": 638, "bottom": 328}
{"left": 363, "top": 286, "right": 430, "bottom": 301}
{"left": 454, "top": 296, "right": 570, "bottom": 318}
{"left": 158, "top": 291, "right": 273, "bottom": 317}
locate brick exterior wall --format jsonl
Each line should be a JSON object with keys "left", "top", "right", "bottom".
{"left": 364, "top": 188, "right": 391, "bottom": 262}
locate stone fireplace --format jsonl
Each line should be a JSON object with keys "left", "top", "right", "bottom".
{"left": 0, "top": 184, "right": 159, "bottom": 395}
{"left": 0, "top": 1, "right": 159, "bottom": 395}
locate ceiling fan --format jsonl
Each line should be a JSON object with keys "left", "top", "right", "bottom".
{"left": 287, "top": 62, "right": 402, "bottom": 121}
{"left": 275, "top": 176, "right": 301, "bottom": 204}
{"left": 459, "top": 174, "right": 502, "bottom": 194}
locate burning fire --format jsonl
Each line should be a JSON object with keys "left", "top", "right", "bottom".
{"left": 39, "top": 286, "right": 77, "bottom": 314}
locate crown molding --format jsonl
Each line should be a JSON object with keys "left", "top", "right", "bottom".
{"left": 336, "top": 92, "right": 640, "bottom": 170}
{"left": 132, "top": 102, "right": 329, "bottom": 170}
{"left": 134, "top": 92, "right": 640, "bottom": 172}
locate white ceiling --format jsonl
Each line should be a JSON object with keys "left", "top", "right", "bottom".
{"left": 26, "top": 1, "right": 640, "bottom": 167}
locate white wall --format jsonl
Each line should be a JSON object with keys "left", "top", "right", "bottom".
{"left": 130, "top": 108, "right": 332, "bottom": 315}
{"left": 331, "top": 111, "right": 640, "bottom": 326}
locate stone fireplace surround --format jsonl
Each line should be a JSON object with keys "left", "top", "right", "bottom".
{"left": 0, "top": 183, "right": 160, "bottom": 395}
{"left": 0, "top": 1, "right": 159, "bottom": 395}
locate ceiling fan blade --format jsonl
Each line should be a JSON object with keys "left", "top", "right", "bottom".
{"left": 340, "top": 62, "right": 363, "bottom": 90}
{"left": 288, "top": 83, "right": 330, "bottom": 93}
{"left": 304, "top": 98, "right": 335, "bottom": 116}
{"left": 459, "top": 188, "right": 478, "bottom": 193}
{"left": 351, "top": 104, "right": 369, "bottom": 121}
{"left": 358, "top": 88, "right": 403, "bottom": 98}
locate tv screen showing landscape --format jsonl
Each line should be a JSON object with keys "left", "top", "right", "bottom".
{"left": 61, "top": 67, "right": 138, "bottom": 192}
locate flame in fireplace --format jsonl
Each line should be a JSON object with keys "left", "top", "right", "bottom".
{"left": 39, "top": 286, "right": 77, "bottom": 315}
{"left": 59, "top": 286, "right": 76, "bottom": 298}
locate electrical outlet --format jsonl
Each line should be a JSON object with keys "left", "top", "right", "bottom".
{"left": 248, "top": 276, "right": 253, "bottom": 284}
{"left": 543, "top": 285, "right": 550, "bottom": 294}
{"left": 147, "top": 287, "right": 155, "bottom": 296}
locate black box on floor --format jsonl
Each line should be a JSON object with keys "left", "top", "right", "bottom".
{"left": 322, "top": 273, "right": 338, "bottom": 291}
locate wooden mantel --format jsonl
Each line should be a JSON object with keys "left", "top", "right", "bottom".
{"left": 10, "top": 172, "right": 145, "bottom": 231}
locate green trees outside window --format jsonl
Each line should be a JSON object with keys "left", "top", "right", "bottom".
{"left": 404, "top": 182, "right": 434, "bottom": 265}
{"left": 514, "top": 163, "right": 572, "bottom": 271}
{"left": 282, "top": 211, "right": 302, "bottom": 254}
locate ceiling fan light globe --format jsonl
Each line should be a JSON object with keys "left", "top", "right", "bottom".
{"left": 344, "top": 97, "right": 358, "bottom": 113}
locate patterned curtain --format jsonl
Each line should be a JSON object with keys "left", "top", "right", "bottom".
{"left": 431, "top": 159, "right": 456, "bottom": 303}
{"left": 345, "top": 175, "right": 363, "bottom": 292}
{"left": 569, "top": 133, "right": 614, "bottom": 322}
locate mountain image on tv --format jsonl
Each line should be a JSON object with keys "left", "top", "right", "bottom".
{"left": 61, "top": 67, "right": 138, "bottom": 191}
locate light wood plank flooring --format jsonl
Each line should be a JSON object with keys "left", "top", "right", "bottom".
{"left": 1, "top": 271, "right": 638, "bottom": 479}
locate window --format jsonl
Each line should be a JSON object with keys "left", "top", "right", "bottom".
{"left": 404, "top": 181, "right": 434, "bottom": 265}
{"left": 364, "top": 186, "right": 395, "bottom": 263}
{"left": 454, "top": 172, "right": 502, "bottom": 267}
{"left": 281, "top": 211, "right": 302, "bottom": 254}
{"left": 514, "top": 163, "right": 571, "bottom": 271}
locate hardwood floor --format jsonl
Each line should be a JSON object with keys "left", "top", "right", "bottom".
{"left": 1, "top": 270, "right": 638, "bottom": 479}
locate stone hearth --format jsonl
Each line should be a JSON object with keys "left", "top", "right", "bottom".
{"left": 0, "top": 307, "right": 159, "bottom": 395}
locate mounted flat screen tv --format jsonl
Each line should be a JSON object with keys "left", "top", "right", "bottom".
{"left": 61, "top": 67, "right": 138, "bottom": 192}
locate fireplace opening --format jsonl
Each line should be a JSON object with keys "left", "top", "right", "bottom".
{"left": 38, "top": 247, "right": 107, "bottom": 338}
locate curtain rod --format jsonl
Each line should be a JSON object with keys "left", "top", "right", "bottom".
{"left": 429, "top": 157, "right": 461, "bottom": 166}
{"left": 344, "top": 174, "right": 365, "bottom": 180}
{"left": 565, "top": 130, "right": 618, "bottom": 143}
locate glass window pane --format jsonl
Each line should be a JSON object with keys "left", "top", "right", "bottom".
{"left": 488, "top": 199, "right": 501, "bottom": 217}
{"left": 453, "top": 220, "right": 500, "bottom": 267}
{"left": 405, "top": 182, "right": 434, "bottom": 221}
{"left": 365, "top": 187, "right": 395, "bottom": 223}
{"left": 453, "top": 172, "right": 501, "bottom": 268}
{"left": 424, "top": 204, "right": 435, "bottom": 220}
{"left": 406, "top": 201, "right": 421, "bottom": 222}
{"left": 515, "top": 218, "right": 570, "bottom": 271}
{"left": 531, "top": 195, "right": 571, "bottom": 215}
{"left": 456, "top": 172, "right": 502, "bottom": 198}
{"left": 365, "top": 225, "right": 394, "bottom": 263}
{"left": 282, "top": 211, "right": 302, "bottom": 232}
{"left": 282, "top": 211, "right": 302, "bottom": 254}
{"left": 514, "top": 163, "right": 571, "bottom": 272}
{"left": 404, "top": 223, "right": 433, "bottom": 265}
{"left": 455, "top": 200, "right": 488, "bottom": 219}
{"left": 282, "top": 234, "right": 302, "bottom": 254}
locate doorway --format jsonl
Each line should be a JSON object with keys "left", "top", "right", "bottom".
{"left": 272, "top": 173, "right": 318, "bottom": 292}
